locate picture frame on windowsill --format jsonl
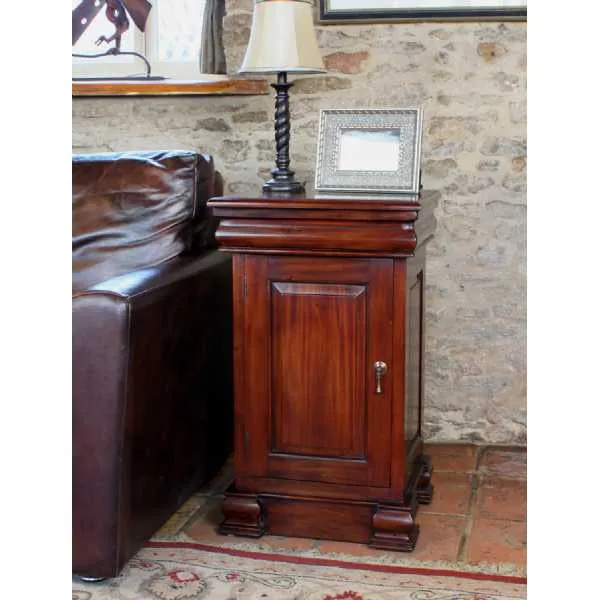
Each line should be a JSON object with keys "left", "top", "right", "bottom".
{"left": 318, "top": 1, "right": 527, "bottom": 24}
{"left": 314, "top": 108, "right": 423, "bottom": 195}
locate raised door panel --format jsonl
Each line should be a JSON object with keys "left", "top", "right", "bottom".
{"left": 246, "top": 256, "right": 394, "bottom": 488}
{"left": 271, "top": 281, "right": 366, "bottom": 459}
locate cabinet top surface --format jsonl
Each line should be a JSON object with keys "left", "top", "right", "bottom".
{"left": 209, "top": 189, "right": 439, "bottom": 210}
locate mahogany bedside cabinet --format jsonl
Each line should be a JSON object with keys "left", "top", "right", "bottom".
{"left": 207, "top": 189, "right": 438, "bottom": 551}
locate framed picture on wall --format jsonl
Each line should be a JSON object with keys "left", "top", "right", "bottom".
{"left": 318, "top": 1, "right": 527, "bottom": 23}
{"left": 314, "top": 108, "right": 423, "bottom": 195}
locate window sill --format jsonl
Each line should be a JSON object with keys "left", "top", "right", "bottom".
{"left": 72, "top": 77, "right": 269, "bottom": 97}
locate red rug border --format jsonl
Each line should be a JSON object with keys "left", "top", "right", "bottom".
{"left": 145, "top": 540, "right": 526, "bottom": 585}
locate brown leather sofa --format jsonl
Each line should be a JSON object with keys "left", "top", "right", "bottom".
{"left": 72, "top": 150, "right": 233, "bottom": 579}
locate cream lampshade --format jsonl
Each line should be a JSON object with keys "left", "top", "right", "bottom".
{"left": 239, "top": 0, "right": 325, "bottom": 194}
{"left": 240, "top": 0, "right": 325, "bottom": 75}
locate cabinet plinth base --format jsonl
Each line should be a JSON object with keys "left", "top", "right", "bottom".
{"left": 218, "top": 490, "right": 264, "bottom": 538}
{"left": 219, "top": 460, "right": 432, "bottom": 552}
{"left": 368, "top": 454, "right": 432, "bottom": 552}
{"left": 219, "top": 490, "right": 421, "bottom": 551}
{"left": 370, "top": 503, "right": 419, "bottom": 552}
{"left": 416, "top": 454, "right": 434, "bottom": 505}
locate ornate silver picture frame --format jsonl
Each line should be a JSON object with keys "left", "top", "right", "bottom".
{"left": 314, "top": 108, "right": 423, "bottom": 195}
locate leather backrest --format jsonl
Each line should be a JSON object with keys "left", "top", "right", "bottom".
{"left": 72, "top": 150, "right": 218, "bottom": 292}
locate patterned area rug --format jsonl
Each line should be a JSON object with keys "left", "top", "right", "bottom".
{"left": 74, "top": 491, "right": 526, "bottom": 599}
{"left": 73, "top": 540, "right": 526, "bottom": 600}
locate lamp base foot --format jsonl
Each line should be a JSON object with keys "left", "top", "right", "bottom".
{"left": 263, "top": 177, "right": 305, "bottom": 195}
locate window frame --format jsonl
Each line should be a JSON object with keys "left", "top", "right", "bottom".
{"left": 72, "top": 0, "right": 209, "bottom": 81}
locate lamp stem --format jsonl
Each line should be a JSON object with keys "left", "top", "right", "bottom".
{"left": 263, "top": 71, "right": 305, "bottom": 194}
{"left": 274, "top": 72, "right": 291, "bottom": 173}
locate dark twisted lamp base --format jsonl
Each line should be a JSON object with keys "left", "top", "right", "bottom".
{"left": 263, "top": 72, "right": 305, "bottom": 195}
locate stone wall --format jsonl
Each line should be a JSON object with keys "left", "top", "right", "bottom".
{"left": 72, "top": 1, "right": 526, "bottom": 444}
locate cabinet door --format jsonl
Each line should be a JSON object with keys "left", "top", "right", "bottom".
{"left": 239, "top": 255, "right": 394, "bottom": 488}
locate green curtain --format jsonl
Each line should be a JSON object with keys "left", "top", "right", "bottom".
{"left": 199, "top": 0, "right": 227, "bottom": 74}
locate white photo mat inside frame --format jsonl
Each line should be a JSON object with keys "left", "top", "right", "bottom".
{"left": 314, "top": 108, "right": 423, "bottom": 195}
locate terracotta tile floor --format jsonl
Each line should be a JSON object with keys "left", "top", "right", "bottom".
{"left": 183, "top": 443, "right": 526, "bottom": 571}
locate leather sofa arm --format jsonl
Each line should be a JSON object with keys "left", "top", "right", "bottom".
{"left": 73, "top": 250, "right": 233, "bottom": 576}
{"left": 74, "top": 251, "right": 229, "bottom": 302}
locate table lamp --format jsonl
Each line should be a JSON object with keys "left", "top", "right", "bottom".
{"left": 239, "top": 0, "right": 325, "bottom": 194}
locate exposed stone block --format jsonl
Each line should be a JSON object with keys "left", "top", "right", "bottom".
{"left": 232, "top": 111, "right": 270, "bottom": 124}
{"left": 423, "top": 158, "right": 457, "bottom": 179}
{"left": 194, "top": 118, "right": 231, "bottom": 132}
{"left": 477, "top": 42, "right": 507, "bottom": 62}
{"left": 219, "top": 139, "right": 250, "bottom": 162}
{"left": 477, "top": 159, "right": 500, "bottom": 171}
{"left": 324, "top": 51, "right": 369, "bottom": 74}
{"left": 293, "top": 76, "right": 352, "bottom": 94}
{"left": 480, "top": 137, "right": 526, "bottom": 156}
{"left": 493, "top": 71, "right": 521, "bottom": 92}
{"left": 512, "top": 156, "right": 526, "bottom": 172}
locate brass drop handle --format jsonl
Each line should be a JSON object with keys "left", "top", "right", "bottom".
{"left": 374, "top": 361, "right": 388, "bottom": 394}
